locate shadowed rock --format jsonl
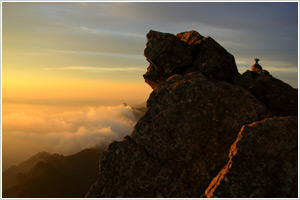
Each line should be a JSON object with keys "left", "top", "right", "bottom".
{"left": 206, "top": 116, "right": 298, "bottom": 198}
{"left": 242, "top": 70, "right": 297, "bottom": 116}
{"left": 191, "top": 36, "right": 238, "bottom": 82}
{"left": 143, "top": 30, "right": 239, "bottom": 89}
{"left": 86, "top": 72, "right": 270, "bottom": 198}
{"left": 143, "top": 30, "right": 193, "bottom": 88}
{"left": 87, "top": 30, "right": 297, "bottom": 198}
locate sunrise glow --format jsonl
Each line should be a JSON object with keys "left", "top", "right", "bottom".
{"left": 2, "top": 2, "right": 298, "bottom": 171}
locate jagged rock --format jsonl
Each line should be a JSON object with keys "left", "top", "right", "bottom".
{"left": 143, "top": 30, "right": 193, "bottom": 88}
{"left": 176, "top": 30, "right": 204, "bottom": 45}
{"left": 191, "top": 36, "right": 239, "bottom": 82}
{"left": 87, "top": 30, "right": 297, "bottom": 198}
{"left": 177, "top": 30, "right": 240, "bottom": 83}
{"left": 176, "top": 30, "right": 205, "bottom": 63}
{"left": 242, "top": 70, "right": 297, "bottom": 116}
{"left": 86, "top": 71, "right": 270, "bottom": 198}
{"left": 143, "top": 63, "right": 168, "bottom": 89}
{"left": 205, "top": 116, "right": 298, "bottom": 198}
{"left": 143, "top": 30, "right": 240, "bottom": 89}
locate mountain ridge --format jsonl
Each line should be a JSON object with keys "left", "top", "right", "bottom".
{"left": 3, "top": 147, "right": 104, "bottom": 198}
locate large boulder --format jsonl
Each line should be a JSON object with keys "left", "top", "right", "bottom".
{"left": 205, "top": 116, "right": 298, "bottom": 198}
{"left": 242, "top": 70, "right": 298, "bottom": 116}
{"left": 86, "top": 72, "right": 270, "bottom": 198}
{"left": 191, "top": 36, "right": 238, "bottom": 82}
{"left": 143, "top": 30, "right": 193, "bottom": 88}
{"left": 143, "top": 30, "right": 240, "bottom": 89}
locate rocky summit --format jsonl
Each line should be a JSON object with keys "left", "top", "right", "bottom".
{"left": 242, "top": 65, "right": 297, "bottom": 117}
{"left": 86, "top": 30, "right": 298, "bottom": 198}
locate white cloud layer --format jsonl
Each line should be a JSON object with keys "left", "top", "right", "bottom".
{"left": 2, "top": 104, "right": 144, "bottom": 169}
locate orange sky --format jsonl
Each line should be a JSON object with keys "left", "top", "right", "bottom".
{"left": 2, "top": 2, "right": 298, "bottom": 170}
{"left": 2, "top": 43, "right": 152, "bottom": 106}
{"left": 2, "top": 2, "right": 297, "bottom": 106}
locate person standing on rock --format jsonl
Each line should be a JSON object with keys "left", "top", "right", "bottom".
{"left": 251, "top": 58, "right": 262, "bottom": 72}
{"left": 250, "top": 58, "right": 270, "bottom": 75}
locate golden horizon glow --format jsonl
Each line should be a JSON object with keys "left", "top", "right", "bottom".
{"left": 3, "top": 74, "right": 151, "bottom": 104}
{"left": 2, "top": 2, "right": 298, "bottom": 171}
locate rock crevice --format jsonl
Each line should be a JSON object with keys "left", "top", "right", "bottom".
{"left": 206, "top": 116, "right": 298, "bottom": 198}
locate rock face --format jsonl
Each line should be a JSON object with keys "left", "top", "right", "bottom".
{"left": 143, "top": 30, "right": 193, "bottom": 88}
{"left": 242, "top": 70, "right": 297, "bottom": 116}
{"left": 87, "top": 72, "right": 270, "bottom": 198}
{"left": 86, "top": 30, "right": 298, "bottom": 198}
{"left": 240, "top": 58, "right": 297, "bottom": 116}
{"left": 205, "top": 116, "right": 298, "bottom": 198}
{"left": 191, "top": 36, "right": 238, "bottom": 82}
{"left": 143, "top": 30, "right": 239, "bottom": 89}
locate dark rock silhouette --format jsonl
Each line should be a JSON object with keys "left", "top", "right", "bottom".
{"left": 87, "top": 71, "right": 270, "bottom": 198}
{"left": 242, "top": 60, "right": 297, "bottom": 116}
{"left": 143, "top": 30, "right": 193, "bottom": 88}
{"left": 3, "top": 148, "right": 104, "bottom": 198}
{"left": 190, "top": 36, "right": 238, "bottom": 82}
{"left": 143, "top": 30, "right": 239, "bottom": 89}
{"left": 86, "top": 30, "right": 298, "bottom": 198}
{"left": 206, "top": 116, "right": 298, "bottom": 198}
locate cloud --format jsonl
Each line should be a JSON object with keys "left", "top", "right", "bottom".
{"left": 79, "top": 25, "right": 144, "bottom": 38}
{"left": 4, "top": 2, "right": 297, "bottom": 76}
{"left": 2, "top": 104, "right": 145, "bottom": 168}
{"left": 41, "top": 66, "right": 145, "bottom": 72}
{"left": 47, "top": 49, "right": 144, "bottom": 60}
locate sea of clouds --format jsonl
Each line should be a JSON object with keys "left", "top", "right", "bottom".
{"left": 2, "top": 104, "right": 144, "bottom": 169}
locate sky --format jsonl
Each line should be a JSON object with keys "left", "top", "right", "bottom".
{"left": 1, "top": 2, "right": 299, "bottom": 169}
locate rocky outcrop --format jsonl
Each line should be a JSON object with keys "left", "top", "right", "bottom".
{"left": 242, "top": 70, "right": 297, "bottom": 116}
{"left": 190, "top": 36, "right": 238, "bottom": 82}
{"left": 237, "top": 58, "right": 298, "bottom": 116}
{"left": 143, "top": 30, "right": 239, "bottom": 89}
{"left": 205, "top": 116, "right": 298, "bottom": 198}
{"left": 86, "top": 30, "right": 298, "bottom": 198}
{"left": 143, "top": 31, "right": 193, "bottom": 88}
{"left": 87, "top": 71, "right": 270, "bottom": 198}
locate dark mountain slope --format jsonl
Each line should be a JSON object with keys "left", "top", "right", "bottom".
{"left": 3, "top": 147, "right": 103, "bottom": 198}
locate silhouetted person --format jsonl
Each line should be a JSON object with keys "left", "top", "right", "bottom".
{"left": 251, "top": 58, "right": 263, "bottom": 73}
